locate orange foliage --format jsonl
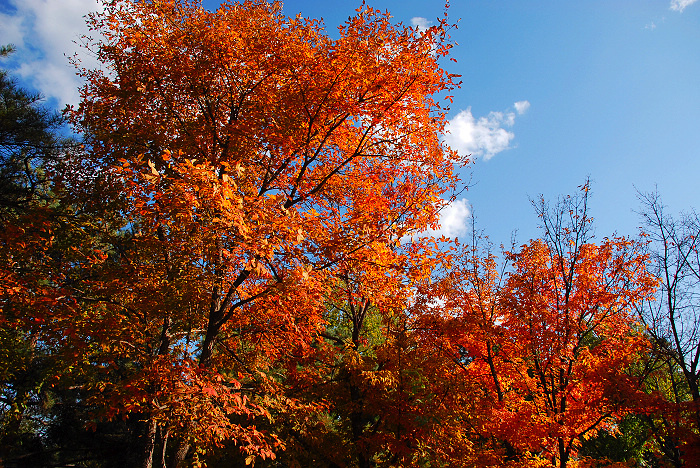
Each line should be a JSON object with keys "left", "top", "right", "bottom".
{"left": 4, "top": 1, "right": 670, "bottom": 466}
{"left": 416, "top": 223, "right": 656, "bottom": 467}
{"left": 68, "top": 0, "right": 462, "bottom": 463}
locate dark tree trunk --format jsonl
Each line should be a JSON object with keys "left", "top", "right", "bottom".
{"left": 141, "top": 418, "right": 157, "bottom": 468}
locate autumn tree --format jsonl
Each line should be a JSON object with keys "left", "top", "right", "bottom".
{"left": 418, "top": 185, "right": 656, "bottom": 468}
{"left": 69, "top": 0, "right": 462, "bottom": 465}
{"left": 636, "top": 191, "right": 700, "bottom": 466}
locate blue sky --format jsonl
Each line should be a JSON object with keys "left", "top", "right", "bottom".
{"left": 2, "top": 0, "right": 699, "bottom": 248}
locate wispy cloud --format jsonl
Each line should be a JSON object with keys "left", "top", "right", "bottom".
{"left": 444, "top": 101, "right": 530, "bottom": 160}
{"left": 411, "top": 17, "right": 432, "bottom": 31}
{"left": 670, "top": 0, "right": 699, "bottom": 12}
{"left": 0, "top": 0, "right": 102, "bottom": 108}
{"left": 0, "top": 10, "right": 24, "bottom": 47}
{"left": 405, "top": 198, "right": 471, "bottom": 242}
{"left": 431, "top": 198, "right": 471, "bottom": 238}
{"left": 514, "top": 100, "right": 530, "bottom": 115}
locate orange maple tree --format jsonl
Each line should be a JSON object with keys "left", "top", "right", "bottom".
{"left": 416, "top": 187, "right": 657, "bottom": 468}
{"left": 68, "top": 0, "right": 462, "bottom": 465}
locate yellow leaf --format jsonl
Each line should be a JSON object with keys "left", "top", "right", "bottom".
{"left": 148, "top": 160, "right": 158, "bottom": 176}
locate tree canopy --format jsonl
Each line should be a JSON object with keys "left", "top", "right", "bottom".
{"left": 0, "top": 1, "right": 698, "bottom": 467}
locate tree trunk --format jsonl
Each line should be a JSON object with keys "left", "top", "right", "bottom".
{"left": 142, "top": 418, "right": 157, "bottom": 468}
{"left": 557, "top": 437, "right": 569, "bottom": 468}
{"left": 160, "top": 426, "right": 170, "bottom": 468}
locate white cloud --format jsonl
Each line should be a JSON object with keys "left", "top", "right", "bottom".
{"left": 443, "top": 101, "right": 529, "bottom": 160}
{"left": 0, "top": 0, "right": 103, "bottom": 108}
{"left": 0, "top": 11, "right": 25, "bottom": 47}
{"left": 670, "top": 0, "right": 699, "bottom": 12}
{"left": 433, "top": 198, "right": 471, "bottom": 238}
{"left": 514, "top": 100, "right": 530, "bottom": 115}
{"left": 400, "top": 199, "right": 471, "bottom": 243}
{"left": 411, "top": 17, "right": 432, "bottom": 31}
{"left": 413, "top": 198, "right": 471, "bottom": 241}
